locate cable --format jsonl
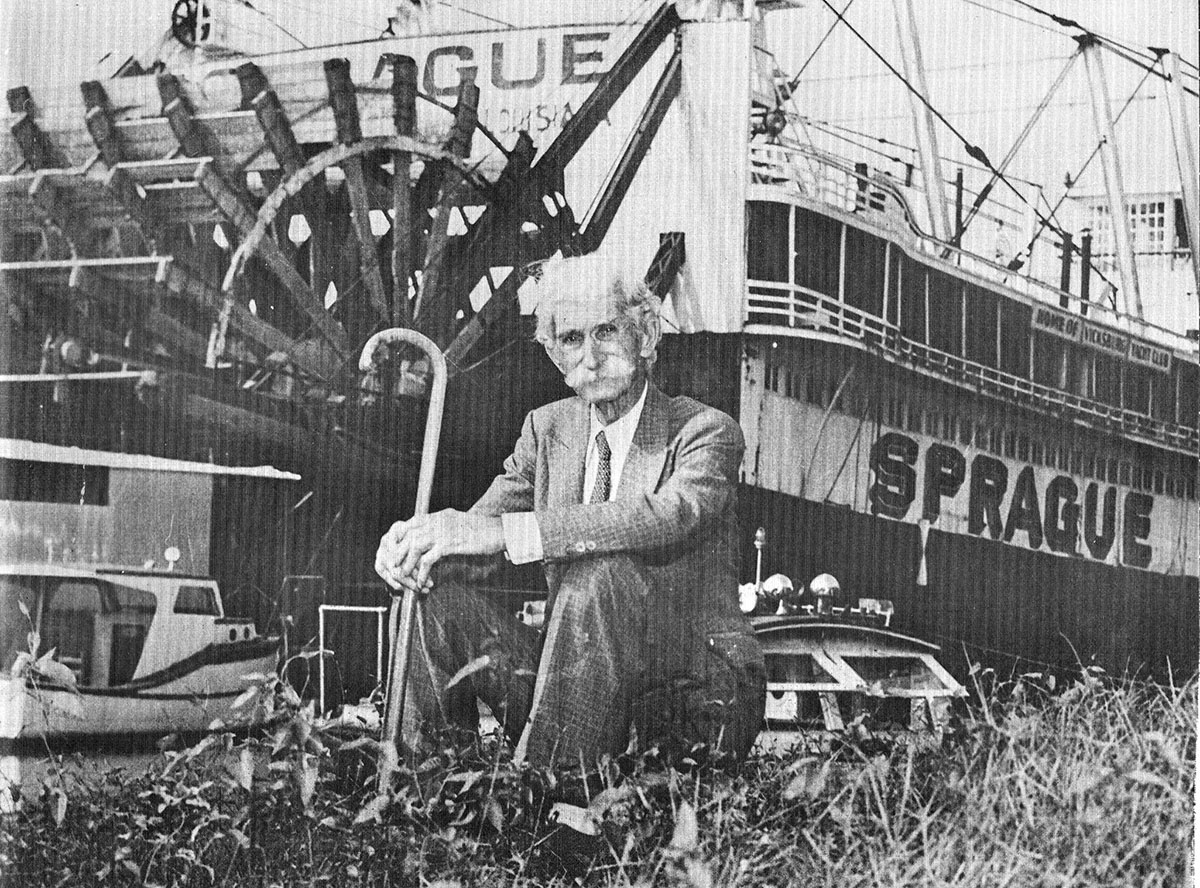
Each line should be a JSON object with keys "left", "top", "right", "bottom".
{"left": 793, "top": 0, "right": 857, "bottom": 83}
{"left": 957, "top": 49, "right": 1080, "bottom": 240}
{"left": 797, "top": 53, "right": 1074, "bottom": 84}
{"left": 816, "top": 0, "right": 1078, "bottom": 259}
{"left": 803, "top": 116, "right": 1048, "bottom": 189}
{"left": 799, "top": 117, "right": 911, "bottom": 166}
{"left": 272, "top": 0, "right": 397, "bottom": 38}
{"left": 438, "top": 1, "right": 515, "bottom": 29}
{"left": 1090, "top": 35, "right": 1199, "bottom": 98}
{"left": 218, "top": 0, "right": 309, "bottom": 49}
{"left": 998, "top": 0, "right": 1199, "bottom": 94}
{"left": 1014, "top": 61, "right": 1156, "bottom": 290}
{"left": 958, "top": 0, "right": 1062, "bottom": 37}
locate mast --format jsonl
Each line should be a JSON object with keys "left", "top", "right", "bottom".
{"left": 1078, "top": 35, "right": 1143, "bottom": 319}
{"left": 1160, "top": 50, "right": 1200, "bottom": 296}
{"left": 891, "top": 0, "right": 952, "bottom": 243}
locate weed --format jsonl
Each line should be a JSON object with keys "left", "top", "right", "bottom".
{"left": 1, "top": 667, "right": 1193, "bottom": 887}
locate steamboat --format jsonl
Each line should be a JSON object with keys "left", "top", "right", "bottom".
{"left": 1, "top": 0, "right": 1195, "bottom": 697}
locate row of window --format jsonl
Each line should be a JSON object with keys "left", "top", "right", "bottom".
{"left": 762, "top": 358, "right": 1198, "bottom": 501}
{"left": 1085, "top": 197, "right": 1191, "bottom": 255}
{"left": 747, "top": 201, "right": 1199, "bottom": 433}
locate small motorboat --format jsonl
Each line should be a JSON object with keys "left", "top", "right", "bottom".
{"left": 1, "top": 558, "right": 278, "bottom": 740}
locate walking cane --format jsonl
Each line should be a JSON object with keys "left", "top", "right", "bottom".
{"left": 358, "top": 328, "right": 447, "bottom": 793}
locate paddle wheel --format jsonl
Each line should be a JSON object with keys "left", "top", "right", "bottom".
{"left": 1, "top": 4, "right": 690, "bottom": 479}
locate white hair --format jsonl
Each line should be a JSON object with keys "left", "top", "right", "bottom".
{"left": 532, "top": 251, "right": 663, "bottom": 366}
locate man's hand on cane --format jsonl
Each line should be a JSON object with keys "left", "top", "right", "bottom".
{"left": 375, "top": 509, "right": 506, "bottom": 594}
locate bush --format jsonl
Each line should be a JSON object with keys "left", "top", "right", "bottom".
{"left": 1, "top": 668, "right": 1193, "bottom": 887}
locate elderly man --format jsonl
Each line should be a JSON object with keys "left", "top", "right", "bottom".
{"left": 375, "top": 250, "right": 764, "bottom": 769}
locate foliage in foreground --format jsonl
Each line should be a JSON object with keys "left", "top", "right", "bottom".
{"left": 1, "top": 668, "right": 1194, "bottom": 888}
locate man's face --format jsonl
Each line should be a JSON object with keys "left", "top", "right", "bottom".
{"left": 548, "top": 296, "right": 647, "bottom": 407}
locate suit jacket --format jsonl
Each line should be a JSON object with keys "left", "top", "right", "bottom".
{"left": 470, "top": 383, "right": 752, "bottom": 653}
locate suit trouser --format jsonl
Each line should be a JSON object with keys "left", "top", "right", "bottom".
{"left": 400, "top": 555, "right": 765, "bottom": 769}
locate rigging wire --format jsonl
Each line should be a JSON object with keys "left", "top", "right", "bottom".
{"left": 998, "top": 0, "right": 1200, "bottom": 92}
{"left": 815, "top": 0, "right": 1077, "bottom": 255}
{"left": 956, "top": 49, "right": 1080, "bottom": 239}
{"left": 263, "top": 0, "right": 399, "bottom": 38}
{"left": 805, "top": 116, "right": 1047, "bottom": 189}
{"left": 436, "top": 1, "right": 516, "bottom": 30}
{"left": 217, "top": 0, "right": 309, "bottom": 49}
{"left": 1015, "top": 61, "right": 1157, "bottom": 293}
{"left": 792, "top": 0, "right": 857, "bottom": 83}
{"left": 800, "top": 118, "right": 911, "bottom": 166}
{"left": 1089, "top": 35, "right": 1200, "bottom": 98}
{"left": 957, "top": 0, "right": 1062, "bottom": 37}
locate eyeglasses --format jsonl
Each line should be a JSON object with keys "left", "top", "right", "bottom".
{"left": 552, "top": 318, "right": 631, "bottom": 354}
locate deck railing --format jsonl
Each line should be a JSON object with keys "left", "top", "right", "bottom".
{"left": 745, "top": 279, "right": 1199, "bottom": 454}
{"left": 748, "top": 140, "right": 1197, "bottom": 356}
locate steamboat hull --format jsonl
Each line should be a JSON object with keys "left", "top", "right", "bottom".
{"left": 739, "top": 482, "right": 1198, "bottom": 682}
{"left": 663, "top": 332, "right": 1199, "bottom": 683}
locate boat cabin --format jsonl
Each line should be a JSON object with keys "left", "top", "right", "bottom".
{"left": 0, "top": 565, "right": 253, "bottom": 689}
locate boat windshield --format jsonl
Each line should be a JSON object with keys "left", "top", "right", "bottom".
{"left": 1, "top": 575, "right": 157, "bottom": 685}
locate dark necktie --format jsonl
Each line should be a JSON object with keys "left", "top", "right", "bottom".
{"left": 590, "top": 430, "right": 611, "bottom": 504}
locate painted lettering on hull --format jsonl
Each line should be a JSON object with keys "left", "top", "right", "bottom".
{"left": 416, "top": 32, "right": 611, "bottom": 96}
{"left": 869, "top": 432, "right": 1155, "bottom": 568}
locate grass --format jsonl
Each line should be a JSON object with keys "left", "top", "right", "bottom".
{"left": 1, "top": 668, "right": 1194, "bottom": 887}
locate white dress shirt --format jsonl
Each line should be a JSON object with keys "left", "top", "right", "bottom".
{"left": 502, "top": 383, "right": 648, "bottom": 565}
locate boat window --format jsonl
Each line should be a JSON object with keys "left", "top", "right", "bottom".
{"left": 886, "top": 248, "right": 902, "bottom": 327}
{"left": 747, "top": 201, "right": 790, "bottom": 282}
{"left": 1093, "top": 353, "right": 1121, "bottom": 407}
{"left": 842, "top": 655, "right": 947, "bottom": 692}
{"left": 0, "top": 459, "right": 109, "bottom": 506}
{"left": 175, "top": 585, "right": 220, "bottom": 616}
{"left": 1032, "top": 333, "right": 1066, "bottom": 389}
{"left": 898, "top": 254, "right": 927, "bottom": 343}
{"left": 927, "top": 271, "right": 963, "bottom": 356}
{"left": 964, "top": 285, "right": 999, "bottom": 368}
{"left": 0, "top": 576, "right": 42, "bottom": 673}
{"left": 1150, "top": 373, "right": 1173, "bottom": 422}
{"left": 1177, "top": 362, "right": 1198, "bottom": 429}
{"left": 793, "top": 208, "right": 841, "bottom": 297}
{"left": 41, "top": 580, "right": 105, "bottom": 685}
{"left": 998, "top": 301, "right": 1031, "bottom": 378}
{"left": 843, "top": 226, "right": 886, "bottom": 318}
{"left": 110, "top": 584, "right": 157, "bottom": 614}
{"left": 1175, "top": 198, "right": 1191, "bottom": 250}
{"left": 1031, "top": 440, "right": 1043, "bottom": 465}
{"left": 1119, "top": 462, "right": 1132, "bottom": 486}
{"left": 1124, "top": 365, "right": 1151, "bottom": 416}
